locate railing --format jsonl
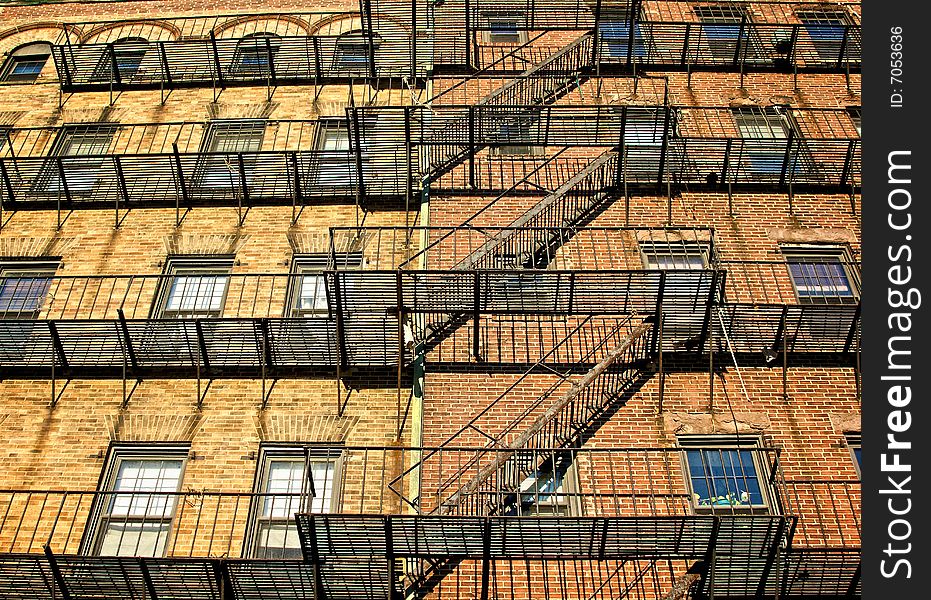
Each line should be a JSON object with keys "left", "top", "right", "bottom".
{"left": 426, "top": 0, "right": 861, "bottom": 72}
{"left": 420, "top": 42, "right": 593, "bottom": 182}
{"left": 53, "top": 34, "right": 425, "bottom": 91}
{"left": 2, "top": 121, "right": 324, "bottom": 157}
{"left": 719, "top": 259, "right": 861, "bottom": 305}
{"left": 781, "top": 479, "right": 861, "bottom": 548}
{"left": 351, "top": 104, "right": 861, "bottom": 190}
{"left": 333, "top": 226, "right": 714, "bottom": 271}
{"left": 0, "top": 446, "right": 825, "bottom": 557}
{"left": 427, "top": 320, "right": 655, "bottom": 516}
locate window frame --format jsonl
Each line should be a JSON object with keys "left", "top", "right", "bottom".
{"left": 0, "top": 260, "right": 60, "bottom": 319}
{"left": 781, "top": 244, "right": 860, "bottom": 305}
{"left": 483, "top": 12, "right": 529, "bottom": 45}
{"left": 638, "top": 240, "right": 713, "bottom": 270}
{"left": 731, "top": 106, "right": 810, "bottom": 177}
{"left": 151, "top": 256, "right": 235, "bottom": 319}
{"left": 503, "top": 451, "right": 581, "bottom": 517}
{"left": 678, "top": 435, "right": 774, "bottom": 515}
{"left": 334, "top": 30, "right": 379, "bottom": 70}
{"left": 694, "top": 4, "right": 760, "bottom": 62}
{"left": 90, "top": 37, "right": 150, "bottom": 82}
{"left": 599, "top": 8, "right": 650, "bottom": 60}
{"left": 847, "top": 107, "right": 861, "bottom": 137}
{"left": 81, "top": 443, "right": 190, "bottom": 557}
{"left": 796, "top": 8, "right": 855, "bottom": 63}
{"left": 34, "top": 123, "right": 118, "bottom": 196}
{"left": 286, "top": 252, "right": 362, "bottom": 318}
{"left": 243, "top": 444, "right": 343, "bottom": 559}
{"left": 195, "top": 119, "right": 266, "bottom": 190}
{"left": 232, "top": 32, "right": 282, "bottom": 75}
{"left": 489, "top": 115, "right": 544, "bottom": 156}
{"left": 845, "top": 432, "right": 861, "bottom": 479}
{"left": 313, "top": 118, "right": 357, "bottom": 186}
{"left": 1, "top": 42, "right": 52, "bottom": 83}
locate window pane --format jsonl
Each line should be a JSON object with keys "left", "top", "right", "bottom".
{"left": 110, "top": 458, "right": 182, "bottom": 516}
{"left": 0, "top": 274, "right": 52, "bottom": 314}
{"left": 641, "top": 243, "right": 708, "bottom": 269}
{"left": 297, "top": 274, "right": 327, "bottom": 313}
{"left": 99, "top": 521, "right": 171, "bottom": 557}
{"left": 789, "top": 261, "right": 853, "bottom": 298}
{"left": 686, "top": 449, "right": 764, "bottom": 507}
{"left": 262, "top": 459, "right": 304, "bottom": 517}
{"left": 309, "top": 460, "right": 336, "bottom": 513}
{"left": 254, "top": 522, "right": 303, "bottom": 559}
{"left": 165, "top": 275, "right": 229, "bottom": 314}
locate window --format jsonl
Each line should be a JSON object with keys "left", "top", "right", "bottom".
{"left": 733, "top": 107, "right": 793, "bottom": 176}
{"left": 288, "top": 253, "right": 362, "bottom": 317}
{"left": 782, "top": 246, "right": 859, "bottom": 304}
{"left": 197, "top": 120, "right": 265, "bottom": 189}
{"left": 314, "top": 119, "right": 355, "bottom": 185}
{"left": 84, "top": 445, "right": 188, "bottom": 557}
{"left": 1, "top": 42, "right": 52, "bottom": 83}
{"left": 500, "top": 451, "right": 579, "bottom": 516}
{"left": 797, "top": 10, "right": 852, "bottom": 62}
{"left": 37, "top": 124, "right": 116, "bottom": 195}
{"left": 153, "top": 257, "right": 233, "bottom": 319}
{"left": 695, "top": 5, "right": 756, "bottom": 62}
{"left": 490, "top": 115, "right": 542, "bottom": 156}
{"left": 335, "top": 31, "right": 377, "bottom": 69}
{"left": 233, "top": 32, "right": 281, "bottom": 75}
{"left": 246, "top": 445, "right": 341, "bottom": 558}
{"left": 599, "top": 9, "right": 648, "bottom": 59}
{"left": 484, "top": 13, "right": 527, "bottom": 44}
{"left": 845, "top": 433, "right": 861, "bottom": 478}
{"left": 640, "top": 241, "right": 711, "bottom": 270}
{"left": 848, "top": 107, "right": 861, "bottom": 136}
{"left": 92, "top": 37, "right": 149, "bottom": 82}
{"left": 679, "top": 437, "right": 770, "bottom": 513}
{"left": 0, "top": 261, "right": 58, "bottom": 318}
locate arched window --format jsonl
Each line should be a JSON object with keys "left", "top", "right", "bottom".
{"left": 91, "top": 37, "right": 149, "bottom": 82}
{"left": 1, "top": 42, "right": 52, "bottom": 83}
{"left": 335, "top": 30, "right": 380, "bottom": 70}
{"left": 233, "top": 32, "right": 281, "bottom": 74}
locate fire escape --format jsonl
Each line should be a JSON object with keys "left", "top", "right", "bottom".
{"left": 0, "top": 1, "right": 862, "bottom": 599}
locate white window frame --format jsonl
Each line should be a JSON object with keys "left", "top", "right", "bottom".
{"left": 287, "top": 253, "right": 362, "bottom": 317}
{"left": 483, "top": 13, "right": 528, "bottom": 44}
{"left": 499, "top": 450, "right": 580, "bottom": 517}
{"left": 152, "top": 256, "right": 234, "bottom": 319}
{"left": 196, "top": 120, "right": 266, "bottom": 190}
{"left": 0, "top": 260, "right": 59, "bottom": 319}
{"left": 678, "top": 435, "right": 774, "bottom": 514}
{"left": 639, "top": 240, "right": 712, "bottom": 270}
{"left": 781, "top": 245, "right": 860, "bottom": 305}
{"left": 244, "top": 444, "right": 343, "bottom": 559}
{"left": 82, "top": 444, "right": 189, "bottom": 557}
{"left": 314, "top": 119, "right": 356, "bottom": 186}
{"left": 36, "top": 124, "right": 117, "bottom": 196}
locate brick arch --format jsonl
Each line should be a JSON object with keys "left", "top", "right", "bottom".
{"left": 212, "top": 15, "right": 312, "bottom": 39}
{"left": 0, "top": 23, "right": 74, "bottom": 55}
{"left": 308, "top": 12, "right": 412, "bottom": 36}
{"left": 79, "top": 20, "right": 180, "bottom": 44}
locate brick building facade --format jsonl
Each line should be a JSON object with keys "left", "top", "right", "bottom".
{"left": 0, "top": 0, "right": 860, "bottom": 598}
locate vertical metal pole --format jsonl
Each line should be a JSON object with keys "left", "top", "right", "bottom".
{"left": 464, "top": 0, "right": 473, "bottom": 70}
{"left": 782, "top": 333, "right": 789, "bottom": 402}
{"left": 657, "top": 310, "right": 665, "bottom": 413}
{"left": 708, "top": 329, "right": 714, "bottom": 412}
